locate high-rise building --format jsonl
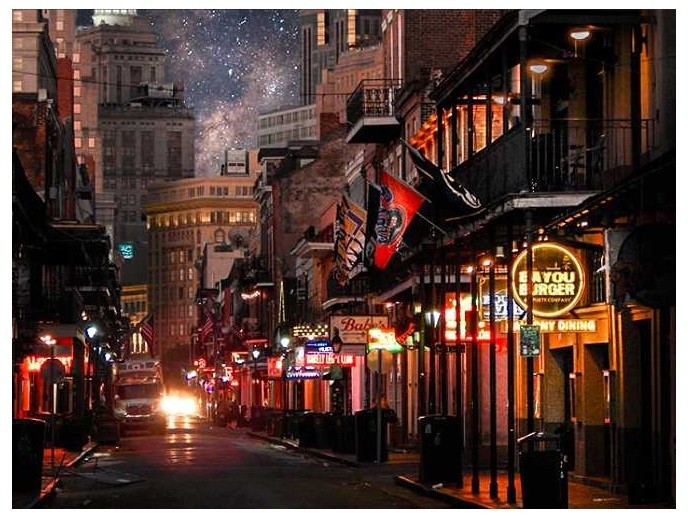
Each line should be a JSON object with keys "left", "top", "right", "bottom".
{"left": 74, "top": 10, "right": 195, "bottom": 287}
{"left": 299, "top": 9, "right": 382, "bottom": 105}
{"left": 143, "top": 154, "right": 259, "bottom": 359}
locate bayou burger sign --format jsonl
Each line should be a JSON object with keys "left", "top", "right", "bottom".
{"left": 511, "top": 243, "right": 585, "bottom": 318}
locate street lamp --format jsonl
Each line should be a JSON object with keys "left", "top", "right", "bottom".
{"left": 252, "top": 348, "right": 261, "bottom": 407}
{"left": 85, "top": 325, "right": 98, "bottom": 411}
{"left": 40, "top": 335, "right": 57, "bottom": 468}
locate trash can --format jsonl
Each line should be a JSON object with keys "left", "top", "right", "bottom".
{"left": 419, "top": 414, "right": 462, "bottom": 485}
{"left": 354, "top": 408, "right": 388, "bottom": 462}
{"left": 13, "top": 418, "right": 46, "bottom": 495}
{"left": 314, "top": 413, "right": 333, "bottom": 449}
{"left": 517, "top": 431, "right": 568, "bottom": 508}
{"left": 299, "top": 412, "right": 318, "bottom": 448}
{"left": 331, "top": 414, "right": 355, "bottom": 454}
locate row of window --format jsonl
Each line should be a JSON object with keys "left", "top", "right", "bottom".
{"left": 149, "top": 211, "right": 256, "bottom": 229}
{"left": 258, "top": 107, "right": 316, "bottom": 129}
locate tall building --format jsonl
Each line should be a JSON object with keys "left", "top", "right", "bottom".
{"left": 143, "top": 156, "right": 259, "bottom": 359}
{"left": 74, "top": 9, "right": 195, "bottom": 287}
{"left": 299, "top": 9, "right": 382, "bottom": 105}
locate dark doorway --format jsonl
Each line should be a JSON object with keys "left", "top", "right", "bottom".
{"left": 551, "top": 347, "right": 575, "bottom": 468}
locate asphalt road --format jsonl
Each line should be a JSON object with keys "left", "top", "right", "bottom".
{"left": 45, "top": 415, "right": 450, "bottom": 510}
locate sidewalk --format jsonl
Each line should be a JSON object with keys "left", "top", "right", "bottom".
{"left": 245, "top": 428, "right": 673, "bottom": 509}
{"left": 12, "top": 439, "right": 98, "bottom": 509}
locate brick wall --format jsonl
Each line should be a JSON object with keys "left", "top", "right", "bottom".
{"left": 403, "top": 10, "right": 504, "bottom": 84}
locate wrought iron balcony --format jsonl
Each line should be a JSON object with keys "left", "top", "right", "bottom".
{"left": 346, "top": 79, "right": 403, "bottom": 143}
{"left": 454, "top": 117, "right": 655, "bottom": 207}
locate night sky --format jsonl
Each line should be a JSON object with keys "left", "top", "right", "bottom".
{"left": 78, "top": 9, "right": 301, "bottom": 175}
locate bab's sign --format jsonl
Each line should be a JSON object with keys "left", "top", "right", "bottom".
{"left": 511, "top": 243, "right": 585, "bottom": 318}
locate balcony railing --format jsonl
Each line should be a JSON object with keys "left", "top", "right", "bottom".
{"left": 455, "top": 118, "right": 655, "bottom": 206}
{"left": 346, "top": 79, "right": 403, "bottom": 143}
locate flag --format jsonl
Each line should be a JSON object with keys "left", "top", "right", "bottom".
{"left": 367, "top": 171, "right": 426, "bottom": 270}
{"left": 138, "top": 314, "right": 155, "bottom": 357}
{"left": 401, "top": 139, "right": 482, "bottom": 222}
{"left": 198, "top": 316, "right": 214, "bottom": 344}
{"left": 333, "top": 195, "right": 367, "bottom": 285}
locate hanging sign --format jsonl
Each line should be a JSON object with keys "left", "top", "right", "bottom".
{"left": 511, "top": 243, "right": 585, "bottom": 318}
{"left": 520, "top": 324, "right": 541, "bottom": 357}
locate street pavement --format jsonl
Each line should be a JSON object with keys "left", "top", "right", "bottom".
{"left": 245, "top": 428, "right": 675, "bottom": 510}
{"left": 14, "top": 425, "right": 674, "bottom": 510}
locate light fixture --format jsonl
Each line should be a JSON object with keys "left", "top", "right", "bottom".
{"left": 569, "top": 29, "right": 591, "bottom": 41}
{"left": 252, "top": 348, "right": 261, "bottom": 360}
{"left": 495, "top": 246, "right": 505, "bottom": 259}
{"left": 528, "top": 63, "right": 549, "bottom": 75}
{"left": 569, "top": 28, "right": 592, "bottom": 58}
{"left": 511, "top": 240, "right": 519, "bottom": 253}
{"left": 425, "top": 310, "right": 441, "bottom": 327}
{"left": 279, "top": 336, "right": 290, "bottom": 349}
{"left": 86, "top": 325, "right": 98, "bottom": 339}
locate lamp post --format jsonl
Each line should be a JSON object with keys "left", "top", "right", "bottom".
{"left": 86, "top": 325, "right": 98, "bottom": 412}
{"left": 40, "top": 334, "right": 56, "bottom": 468}
{"left": 252, "top": 347, "right": 261, "bottom": 407}
{"left": 424, "top": 309, "right": 440, "bottom": 415}
{"left": 280, "top": 336, "right": 290, "bottom": 410}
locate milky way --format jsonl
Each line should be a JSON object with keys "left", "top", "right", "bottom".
{"left": 79, "top": 9, "right": 301, "bottom": 175}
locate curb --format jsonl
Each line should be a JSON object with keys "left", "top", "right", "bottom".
{"left": 393, "top": 475, "right": 490, "bottom": 509}
{"left": 30, "top": 441, "right": 99, "bottom": 509}
{"left": 245, "top": 430, "right": 362, "bottom": 467}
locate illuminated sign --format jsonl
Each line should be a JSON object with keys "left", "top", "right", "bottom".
{"left": 507, "top": 319, "right": 598, "bottom": 333}
{"left": 117, "top": 242, "right": 135, "bottom": 260}
{"left": 304, "top": 340, "right": 333, "bottom": 354}
{"left": 329, "top": 315, "right": 389, "bottom": 345}
{"left": 511, "top": 243, "right": 585, "bottom": 318}
{"left": 367, "top": 328, "right": 403, "bottom": 352}
{"left": 284, "top": 366, "right": 321, "bottom": 380}
{"left": 267, "top": 357, "right": 283, "bottom": 379}
{"left": 305, "top": 353, "right": 356, "bottom": 367}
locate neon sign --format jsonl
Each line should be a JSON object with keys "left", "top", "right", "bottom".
{"left": 511, "top": 243, "right": 585, "bottom": 318}
{"left": 305, "top": 353, "right": 356, "bottom": 367}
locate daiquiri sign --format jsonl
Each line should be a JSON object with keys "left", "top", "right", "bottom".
{"left": 511, "top": 243, "right": 585, "bottom": 318}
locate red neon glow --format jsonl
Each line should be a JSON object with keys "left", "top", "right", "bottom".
{"left": 26, "top": 356, "right": 73, "bottom": 373}
{"left": 304, "top": 353, "right": 356, "bottom": 367}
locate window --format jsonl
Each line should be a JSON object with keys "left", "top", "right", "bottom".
{"left": 13, "top": 80, "right": 22, "bottom": 92}
{"left": 88, "top": 137, "right": 95, "bottom": 148}
{"left": 188, "top": 268, "right": 194, "bottom": 280}
{"left": 74, "top": 103, "right": 81, "bottom": 114}
{"left": 13, "top": 10, "right": 22, "bottom": 21}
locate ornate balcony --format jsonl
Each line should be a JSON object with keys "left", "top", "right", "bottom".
{"left": 346, "top": 79, "right": 403, "bottom": 144}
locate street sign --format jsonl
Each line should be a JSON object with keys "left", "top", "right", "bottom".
{"left": 520, "top": 324, "right": 541, "bottom": 357}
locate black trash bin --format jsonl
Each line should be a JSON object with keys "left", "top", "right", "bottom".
{"left": 354, "top": 408, "right": 388, "bottom": 462}
{"left": 13, "top": 418, "right": 46, "bottom": 495}
{"left": 314, "top": 413, "right": 333, "bottom": 449}
{"left": 419, "top": 414, "right": 462, "bottom": 485}
{"left": 331, "top": 414, "right": 355, "bottom": 454}
{"left": 299, "top": 412, "right": 318, "bottom": 448}
{"left": 517, "top": 432, "right": 568, "bottom": 508}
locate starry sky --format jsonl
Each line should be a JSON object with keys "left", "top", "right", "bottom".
{"left": 78, "top": 9, "right": 301, "bottom": 175}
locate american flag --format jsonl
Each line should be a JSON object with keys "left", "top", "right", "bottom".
{"left": 138, "top": 314, "right": 155, "bottom": 357}
{"left": 198, "top": 316, "right": 214, "bottom": 344}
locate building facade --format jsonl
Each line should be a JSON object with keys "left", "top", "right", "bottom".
{"left": 74, "top": 9, "right": 195, "bottom": 287}
{"left": 143, "top": 165, "right": 259, "bottom": 360}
